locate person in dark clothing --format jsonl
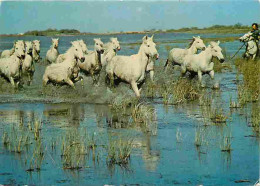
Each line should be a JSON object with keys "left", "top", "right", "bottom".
{"left": 250, "top": 23, "right": 259, "bottom": 57}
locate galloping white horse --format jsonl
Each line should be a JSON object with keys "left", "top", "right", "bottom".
{"left": 0, "top": 41, "right": 25, "bottom": 87}
{"left": 43, "top": 41, "right": 85, "bottom": 88}
{"left": 1, "top": 42, "right": 16, "bottom": 58}
{"left": 78, "top": 38, "right": 104, "bottom": 84}
{"left": 164, "top": 36, "right": 206, "bottom": 70}
{"left": 79, "top": 40, "right": 88, "bottom": 55}
{"left": 239, "top": 32, "right": 259, "bottom": 60}
{"left": 56, "top": 40, "right": 88, "bottom": 63}
{"left": 32, "top": 40, "right": 41, "bottom": 62}
{"left": 106, "top": 35, "right": 159, "bottom": 97}
{"left": 101, "top": 37, "right": 121, "bottom": 66}
{"left": 181, "top": 41, "right": 225, "bottom": 86}
{"left": 22, "top": 41, "right": 35, "bottom": 85}
{"left": 46, "top": 38, "right": 59, "bottom": 63}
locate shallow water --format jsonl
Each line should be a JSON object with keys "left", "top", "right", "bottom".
{"left": 0, "top": 33, "right": 258, "bottom": 185}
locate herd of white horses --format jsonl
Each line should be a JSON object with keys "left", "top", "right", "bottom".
{"left": 0, "top": 32, "right": 257, "bottom": 97}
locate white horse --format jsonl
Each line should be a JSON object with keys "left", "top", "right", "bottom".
{"left": 46, "top": 38, "right": 59, "bottom": 63}
{"left": 22, "top": 41, "right": 35, "bottom": 85}
{"left": 56, "top": 40, "right": 88, "bottom": 63}
{"left": 32, "top": 40, "right": 41, "bottom": 62}
{"left": 43, "top": 41, "right": 85, "bottom": 88}
{"left": 164, "top": 36, "right": 206, "bottom": 70}
{"left": 78, "top": 38, "right": 104, "bottom": 84}
{"left": 181, "top": 41, "right": 225, "bottom": 86}
{"left": 0, "top": 41, "right": 25, "bottom": 87}
{"left": 239, "top": 32, "right": 259, "bottom": 60}
{"left": 106, "top": 35, "right": 159, "bottom": 97}
{"left": 79, "top": 40, "right": 88, "bottom": 55}
{"left": 1, "top": 42, "right": 16, "bottom": 58}
{"left": 101, "top": 37, "right": 121, "bottom": 66}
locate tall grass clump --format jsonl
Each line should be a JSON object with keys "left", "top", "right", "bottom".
{"left": 27, "top": 139, "right": 45, "bottom": 171}
{"left": 106, "top": 135, "right": 133, "bottom": 166}
{"left": 61, "top": 130, "right": 88, "bottom": 170}
{"left": 171, "top": 78, "right": 200, "bottom": 104}
{"left": 210, "top": 108, "right": 228, "bottom": 124}
{"left": 158, "top": 78, "right": 200, "bottom": 105}
{"left": 131, "top": 102, "right": 157, "bottom": 133}
{"left": 235, "top": 58, "right": 260, "bottom": 105}
{"left": 2, "top": 124, "right": 31, "bottom": 154}
{"left": 250, "top": 104, "right": 260, "bottom": 137}
{"left": 221, "top": 133, "right": 232, "bottom": 152}
{"left": 109, "top": 95, "right": 138, "bottom": 114}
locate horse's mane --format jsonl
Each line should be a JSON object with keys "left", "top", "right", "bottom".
{"left": 103, "top": 42, "right": 115, "bottom": 56}
{"left": 186, "top": 39, "right": 195, "bottom": 49}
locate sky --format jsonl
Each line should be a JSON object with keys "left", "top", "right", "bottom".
{"left": 0, "top": 0, "right": 259, "bottom": 34}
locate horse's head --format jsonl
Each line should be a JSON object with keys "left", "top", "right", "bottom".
{"left": 25, "top": 41, "right": 33, "bottom": 54}
{"left": 192, "top": 36, "right": 206, "bottom": 51}
{"left": 209, "top": 41, "right": 225, "bottom": 63}
{"left": 79, "top": 40, "right": 88, "bottom": 54}
{"left": 94, "top": 38, "right": 104, "bottom": 54}
{"left": 52, "top": 38, "right": 59, "bottom": 49}
{"left": 142, "top": 35, "right": 159, "bottom": 60}
{"left": 239, "top": 32, "right": 253, "bottom": 42}
{"left": 15, "top": 40, "right": 25, "bottom": 59}
{"left": 33, "top": 40, "right": 40, "bottom": 53}
{"left": 71, "top": 41, "right": 85, "bottom": 62}
{"left": 110, "top": 37, "right": 121, "bottom": 51}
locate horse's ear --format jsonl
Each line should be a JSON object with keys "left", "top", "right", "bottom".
{"left": 93, "top": 38, "right": 97, "bottom": 42}
{"left": 198, "top": 36, "right": 200, "bottom": 39}
{"left": 193, "top": 36, "right": 195, "bottom": 39}
{"left": 142, "top": 35, "right": 148, "bottom": 43}
{"left": 217, "top": 40, "right": 220, "bottom": 45}
{"left": 151, "top": 34, "right": 154, "bottom": 41}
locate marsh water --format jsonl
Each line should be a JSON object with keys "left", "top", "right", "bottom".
{"left": 0, "top": 33, "right": 259, "bottom": 185}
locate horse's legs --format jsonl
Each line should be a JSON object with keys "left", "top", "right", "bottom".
{"left": 90, "top": 70, "right": 96, "bottom": 84}
{"left": 65, "top": 78, "right": 75, "bottom": 89}
{"left": 252, "top": 54, "right": 256, "bottom": 60}
{"left": 108, "top": 73, "right": 114, "bottom": 88}
{"left": 181, "top": 65, "right": 186, "bottom": 77}
{"left": 9, "top": 77, "right": 16, "bottom": 87}
{"left": 198, "top": 71, "right": 203, "bottom": 84}
{"left": 42, "top": 76, "right": 49, "bottom": 86}
{"left": 105, "top": 74, "right": 110, "bottom": 85}
{"left": 164, "top": 59, "right": 169, "bottom": 71}
{"left": 209, "top": 70, "right": 214, "bottom": 79}
{"left": 28, "top": 72, "right": 34, "bottom": 85}
{"left": 95, "top": 73, "right": 101, "bottom": 85}
{"left": 131, "top": 81, "right": 140, "bottom": 98}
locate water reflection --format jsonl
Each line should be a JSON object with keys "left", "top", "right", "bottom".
{"left": 0, "top": 103, "right": 160, "bottom": 174}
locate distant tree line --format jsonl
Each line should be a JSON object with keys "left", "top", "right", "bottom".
{"left": 147, "top": 23, "right": 252, "bottom": 33}
{"left": 24, "top": 28, "right": 80, "bottom": 36}
{"left": 15, "top": 23, "right": 257, "bottom": 36}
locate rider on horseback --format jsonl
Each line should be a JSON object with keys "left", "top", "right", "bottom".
{"left": 242, "top": 23, "right": 260, "bottom": 59}
{"left": 250, "top": 23, "right": 259, "bottom": 57}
